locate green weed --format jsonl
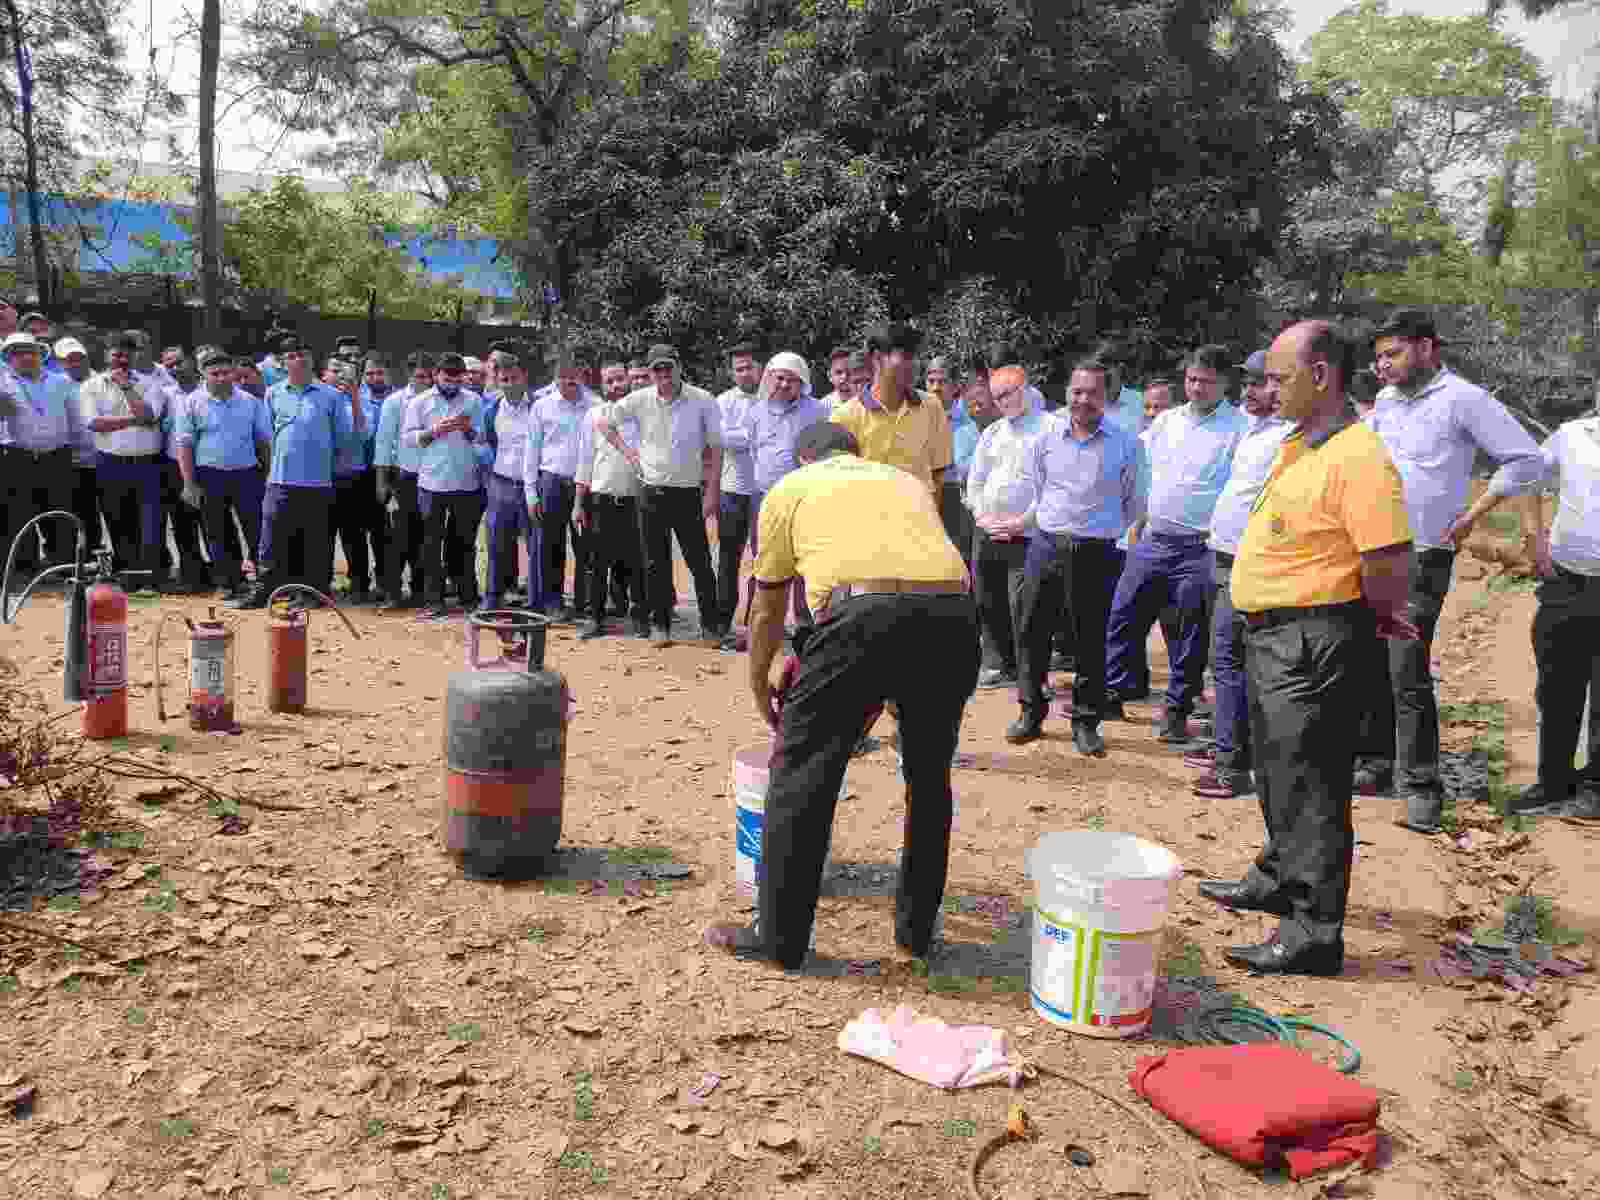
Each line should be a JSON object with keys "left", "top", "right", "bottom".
{"left": 364, "top": 1117, "right": 387, "bottom": 1138}
{"left": 429, "top": 1184, "right": 451, "bottom": 1199}
{"left": 158, "top": 1117, "right": 196, "bottom": 1139}
{"left": 47, "top": 895, "right": 81, "bottom": 913}
{"left": 1448, "top": 1068, "right": 1476, "bottom": 1092}
{"left": 0, "top": 975, "right": 17, "bottom": 995}
{"left": 525, "top": 925, "right": 549, "bottom": 943}
{"left": 605, "top": 845, "right": 674, "bottom": 866}
{"left": 446, "top": 1022, "right": 483, "bottom": 1043}
{"left": 1508, "top": 894, "right": 1583, "bottom": 947}
{"left": 927, "top": 973, "right": 977, "bottom": 995}
{"left": 543, "top": 878, "right": 577, "bottom": 895}
{"left": 143, "top": 879, "right": 178, "bottom": 912}
{"left": 991, "top": 975, "right": 1028, "bottom": 995}
{"left": 1163, "top": 938, "right": 1206, "bottom": 980}
{"left": 943, "top": 1119, "right": 977, "bottom": 1138}
{"left": 863, "top": 1135, "right": 883, "bottom": 1154}
{"left": 267, "top": 1167, "right": 290, "bottom": 1185}
{"left": 126, "top": 1006, "right": 149, "bottom": 1027}
{"left": 575, "top": 1070, "right": 595, "bottom": 1121}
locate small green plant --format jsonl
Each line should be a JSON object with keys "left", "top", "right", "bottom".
{"left": 1449, "top": 1068, "right": 1476, "bottom": 1092}
{"left": 606, "top": 845, "right": 674, "bottom": 866}
{"left": 60, "top": 975, "right": 82, "bottom": 994}
{"left": 364, "top": 1117, "right": 387, "bottom": 1138}
{"left": 47, "top": 895, "right": 81, "bottom": 912}
{"left": 941, "top": 896, "right": 962, "bottom": 914}
{"left": 126, "top": 1006, "right": 149, "bottom": 1026}
{"left": 1163, "top": 938, "right": 1206, "bottom": 980}
{"left": 158, "top": 735, "right": 177, "bottom": 753}
{"left": 143, "top": 879, "right": 178, "bottom": 912}
{"left": 1506, "top": 894, "right": 1583, "bottom": 946}
{"left": 429, "top": 1184, "right": 452, "bottom": 1200}
{"left": 909, "top": 958, "right": 929, "bottom": 978}
{"left": 159, "top": 1117, "right": 196, "bottom": 1139}
{"left": 63, "top": 944, "right": 83, "bottom": 962}
{"left": 863, "top": 1134, "right": 883, "bottom": 1154}
{"left": 207, "top": 796, "right": 240, "bottom": 818}
{"left": 992, "top": 974, "right": 1028, "bottom": 994}
{"left": 525, "top": 925, "right": 548, "bottom": 943}
{"left": 0, "top": 975, "right": 17, "bottom": 995}
{"left": 1086, "top": 813, "right": 1106, "bottom": 832}
{"left": 83, "top": 830, "right": 144, "bottom": 850}
{"left": 544, "top": 878, "right": 577, "bottom": 895}
{"left": 446, "top": 1022, "right": 483, "bottom": 1043}
{"left": 927, "top": 973, "right": 977, "bottom": 995}
{"left": 943, "top": 1119, "right": 977, "bottom": 1138}
{"left": 267, "top": 1167, "right": 290, "bottom": 1185}
{"left": 558, "top": 1149, "right": 593, "bottom": 1169}
{"left": 143, "top": 864, "right": 163, "bottom": 880}
{"left": 124, "top": 960, "right": 146, "bottom": 977}
{"left": 575, "top": 1070, "right": 595, "bottom": 1121}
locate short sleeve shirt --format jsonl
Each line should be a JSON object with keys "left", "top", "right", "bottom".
{"left": 1230, "top": 419, "right": 1411, "bottom": 613}
{"left": 830, "top": 392, "right": 952, "bottom": 492}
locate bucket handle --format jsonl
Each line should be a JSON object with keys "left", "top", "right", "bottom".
{"left": 265, "top": 585, "right": 360, "bottom": 640}
{"left": 466, "top": 609, "right": 547, "bottom": 673}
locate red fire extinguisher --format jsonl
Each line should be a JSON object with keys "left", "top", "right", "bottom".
{"left": 264, "top": 586, "right": 359, "bottom": 714}
{"left": 83, "top": 554, "right": 130, "bottom": 740}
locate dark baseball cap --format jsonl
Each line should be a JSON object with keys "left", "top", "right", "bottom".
{"left": 197, "top": 347, "right": 232, "bottom": 369}
{"left": 646, "top": 344, "right": 678, "bottom": 368}
{"left": 436, "top": 352, "right": 466, "bottom": 372}
{"left": 1371, "top": 308, "right": 1439, "bottom": 345}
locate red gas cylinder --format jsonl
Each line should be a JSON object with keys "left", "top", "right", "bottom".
{"left": 83, "top": 573, "right": 128, "bottom": 740}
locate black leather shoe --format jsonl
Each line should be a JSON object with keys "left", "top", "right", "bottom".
{"left": 1072, "top": 723, "right": 1106, "bottom": 757}
{"left": 1394, "top": 789, "right": 1443, "bottom": 835}
{"left": 1223, "top": 938, "right": 1344, "bottom": 977}
{"left": 1196, "top": 879, "right": 1291, "bottom": 916}
{"left": 1155, "top": 711, "right": 1190, "bottom": 744}
{"left": 1507, "top": 782, "right": 1561, "bottom": 815}
{"left": 1005, "top": 714, "right": 1044, "bottom": 745}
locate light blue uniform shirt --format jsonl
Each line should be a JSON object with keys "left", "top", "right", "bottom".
{"left": 717, "top": 386, "right": 758, "bottom": 495}
{"left": 402, "top": 386, "right": 484, "bottom": 494}
{"left": 1208, "top": 412, "right": 1292, "bottom": 556}
{"left": 488, "top": 391, "right": 535, "bottom": 481}
{"left": 1025, "top": 417, "right": 1143, "bottom": 540}
{"left": 176, "top": 385, "right": 271, "bottom": 470}
{"left": 374, "top": 384, "right": 422, "bottom": 474}
{"left": 1103, "top": 385, "right": 1145, "bottom": 436}
{"left": 946, "top": 398, "right": 978, "bottom": 483}
{"left": 525, "top": 383, "right": 596, "bottom": 482}
{"left": 266, "top": 380, "right": 355, "bottom": 488}
{"left": 725, "top": 390, "right": 827, "bottom": 495}
{"left": 1143, "top": 400, "right": 1246, "bottom": 535}
{"left": 5, "top": 370, "right": 81, "bottom": 451}
{"left": 336, "top": 387, "right": 384, "bottom": 476}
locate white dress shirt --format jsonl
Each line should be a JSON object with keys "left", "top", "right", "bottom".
{"left": 1208, "top": 411, "right": 1292, "bottom": 557}
{"left": 81, "top": 371, "right": 166, "bottom": 456}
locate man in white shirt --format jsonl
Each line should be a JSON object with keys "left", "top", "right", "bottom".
{"left": 523, "top": 352, "right": 598, "bottom": 617}
{"left": 1454, "top": 415, "right": 1600, "bottom": 821}
{"left": 80, "top": 333, "right": 166, "bottom": 582}
{"left": 575, "top": 362, "right": 648, "bottom": 640}
{"left": 715, "top": 343, "right": 762, "bottom": 637}
{"left": 0, "top": 331, "right": 85, "bottom": 571}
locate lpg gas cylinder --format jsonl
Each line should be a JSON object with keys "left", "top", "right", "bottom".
{"left": 444, "top": 611, "right": 568, "bottom": 880}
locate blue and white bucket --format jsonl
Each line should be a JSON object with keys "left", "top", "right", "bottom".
{"left": 732, "top": 745, "right": 836, "bottom": 903}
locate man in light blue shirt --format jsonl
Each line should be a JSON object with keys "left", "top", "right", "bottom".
{"left": 522, "top": 352, "right": 597, "bottom": 616}
{"left": 1007, "top": 358, "right": 1142, "bottom": 755}
{"left": 1357, "top": 309, "right": 1544, "bottom": 828}
{"left": 966, "top": 367, "right": 1051, "bottom": 690}
{"left": 714, "top": 343, "right": 762, "bottom": 637}
{"left": 232, "top": 333, "right": 363, "bottom": 610}
{"left": 375, "top": 350, "right": 433, "bottom": 609}
{"left": 403, "top": 351, "right": 484, "bottom": 618}
{"left": 1105, "top": 345, "right": 1245, "bottom": 743}
{"left": 0, "top": 330, "right": 83, "bottom": 572}
{"left": 1189, "top": 350, "right": 1291, "bottom": 799}
{"left": 175, "top": 350, "right": 270, "bottom": 599}
{"left": 481, "top": 349, "right": 539, "bottom": 612}
{"left": 328, "top": 355, "right": 387, "bottom": 603}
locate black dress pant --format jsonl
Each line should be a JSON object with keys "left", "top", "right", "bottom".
{"left": 637, "top": 484, "right": 718, "bottom": 631}
{"left": 0, "top": 446, "right": 73, "bottom": 568}
{"left": 973, "top": 530, "right": 1025, "bottom": 674}
{"left": 384, "top": 472, "right": 426, "bottom": 601}
{"left": 716, "top": 491, "right": 753, "bottom": 630}
{"left": 332, "top": 470, "right": 385, "bottom": 594}
{"left": 1241, "top": 602, "right": 1372, "bottom": 952}
{"left": 1014, "top": 531, "right": 1119, "bottom": 724}
{"left": 940, "top": 481, "right": 974, "bottom": 569}
{"left": 420, "top": 488, "right": 485, "bottom": 606}
{"left": 1356, "top": 548, "right": 1454, "bottom": 794}
{"left": 760, "top": 593, "right": 979, "bottom": 968}
{"left": 71, "top": 465, "right": 103, "bottom": 554}
{"left": 1530, "top": 567, "right": 1600, "bottom": 800}
{"left": 257, "top": 483, "right": 333, "bottom": 593}
{"left": 160, "top": 459, "right": 209, "bottom": 584}
{"left": 586, "top": 493, "right": 644, "bottom": 626}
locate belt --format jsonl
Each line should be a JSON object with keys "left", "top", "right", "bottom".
{"left": 1, "top": 444, "right": 69, "bottom": 460}
{"left": 101, "top": 452, "right": 163, "bottom": 464}
{"left": 1241, "top": 601, "right": 1366, "bottom": 630}
{"left": 821, "top": 577, "right": 969, "bottom": 617}
{"left": 1038, "top": 530, "right": 1115, "bottom": 548}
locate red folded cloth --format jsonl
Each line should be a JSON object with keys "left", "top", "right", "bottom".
{"left": 1128, "top": 1043, "right": 1381, "bottom": 1180}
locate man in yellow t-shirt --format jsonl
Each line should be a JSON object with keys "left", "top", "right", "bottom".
{"left": 829, "top": 323, "right": 952, "bottom": 494}
{"left": 703, "top": 421, "right": 976, "bottom": 972}
{"left": 1197, "top": 320, "right": 1416, "bottom": 979}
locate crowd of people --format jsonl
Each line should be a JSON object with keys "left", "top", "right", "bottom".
{"left": 2, "top": 302, "right": 1595, "bottom": 977}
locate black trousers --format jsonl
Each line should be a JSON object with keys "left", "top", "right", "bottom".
{"left": 1531, "top": 567, "right": 1600, "bottom": 800}
{"left": 973, "top": 530, "right": 1026, "bottom": 674}
{"left": 1015, "top": 532, "right": 1119, "bottom": 723}
{"left": 0, "top": 446, "right": 73, "bottom": 567}
{"left": 384, "top": 472, "right": 427, "bottom": 600}
{"left": 760, "top": 593, "right": 980, "bottom": 967}
{"left": 420, "top": 488, "right": 484, "bottom": 606}
{"left": 159, "top": 459, "right": 209, "bottom": 584}
{"left": 1242, "top": 602, "right": 1373, "bottom": 951}
{"left": 257, "top": 483, "right": 333, "bottom": 593}
{"left": 1356, "top": 548, "right": 1453, "bottom": 793}
{"left": 70, "top": 465, "right": 103, "bottom": 554}
{"left": 716, "top": 491, "right": 753, "bottom": 630}
{"left": 332, "top": 470, "right": 386, "bottom": 594}
{"left": 586, "top": 493, "right": 644, "bottom": 626}
{"left": 637, "top": 484, "right": 718, "bottom": 631}
{"left": 939, "top": 481, "right": 974, "bottom": 569}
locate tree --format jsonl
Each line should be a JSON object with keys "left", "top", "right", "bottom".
{"left": 197, "top": 0, "right": 221, "bottom": 339}
{"left": 1302, "top": 0, "right": 1548, "bottom": 220}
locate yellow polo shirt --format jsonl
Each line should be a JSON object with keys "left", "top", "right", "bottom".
{"left": 830, "top": 390, "right": 952, "bottom": 492}
{"left": 753, "top": 454, "right": 967, "bottom": 615}
{"left": 1231, "top": 419, "right": 1411, "bottom": 612}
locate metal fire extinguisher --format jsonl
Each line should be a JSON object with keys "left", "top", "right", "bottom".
{"left": 155, "top": 608, "right": 238, "bottom": 732}
{"left": 1, "top": 511, "right": 147, "bottom": 740}
{"left": 264, "top": 586, "right": 359, "bottom": 714}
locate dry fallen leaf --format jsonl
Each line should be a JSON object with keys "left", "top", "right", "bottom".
{"left": 175, "top": 1070, "right": 216, "bottom": 1097}
{"left": 72, "top": 1169, "right": 115, "bottom": 1199}
{"left": 664, "top": 1112, "right": 698, "bottom": 1133}
{"left": 562, "top": 1018, "right": 602, "bottom": 1037}
{"left": 756, "top": 1121, "right": 797, "bottom": 1149}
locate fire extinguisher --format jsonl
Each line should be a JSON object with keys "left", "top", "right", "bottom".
{"left": 264, "top": 586, "right": 359, "bottom": 714}
{"left": 1, "top": 511, "right": 147, "bottom": 740}
{"left": 155, "top": 607, "right": 239, "bottom": 732}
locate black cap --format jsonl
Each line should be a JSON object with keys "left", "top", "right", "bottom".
{"left": 436, "top": 352, "right": 466, "bottom": 372}
{"left": 646, "top": 343, "right": 678, "bottom": 368}
{"left": 865, "top": 322, "right": 923, "bottom": 355}
{"left": 1371, "top": 308, "right": 1439, "bottom": 345}
{"left": 276, "top": 332, "right": 306, "bottom": 354}
{"left": 197, "top": 347, "right": 231, "bottom": 369}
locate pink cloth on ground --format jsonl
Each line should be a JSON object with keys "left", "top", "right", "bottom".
{"left": 838, "top": 1004, "right": 1022, "bottom": 1090}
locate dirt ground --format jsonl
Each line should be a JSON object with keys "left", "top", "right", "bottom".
{"left": 0, "top": 546, "right": 1595, "bottom": 1200}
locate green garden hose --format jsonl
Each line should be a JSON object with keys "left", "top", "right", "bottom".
{"left": 1188, "top": 1004, "right": 1362, "bottom": 1074}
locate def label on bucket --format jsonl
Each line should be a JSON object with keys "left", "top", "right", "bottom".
{"left": 1026, "top": 831, "right": 1181, "bottom": 1039}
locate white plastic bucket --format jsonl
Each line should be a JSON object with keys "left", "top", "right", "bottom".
{"left": 1025, "top": 830, "right": 1182, "bottom": 1038}
{"left": 732, "top": 745, "right": 836, "bottom": 903}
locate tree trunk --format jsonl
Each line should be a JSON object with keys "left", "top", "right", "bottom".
{"left": 197, "top": 0, "right": 222, "bottom": 341}
{"left": 7, "top": 0, "right": 49, "bottom": 304}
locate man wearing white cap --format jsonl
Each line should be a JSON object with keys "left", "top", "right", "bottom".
{"left": 0, "top": 330, "right": 82, "bottom": 570}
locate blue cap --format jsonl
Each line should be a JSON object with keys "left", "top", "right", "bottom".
{"left": 1239, "top": 349, "right": 1267, "bottom": 377}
